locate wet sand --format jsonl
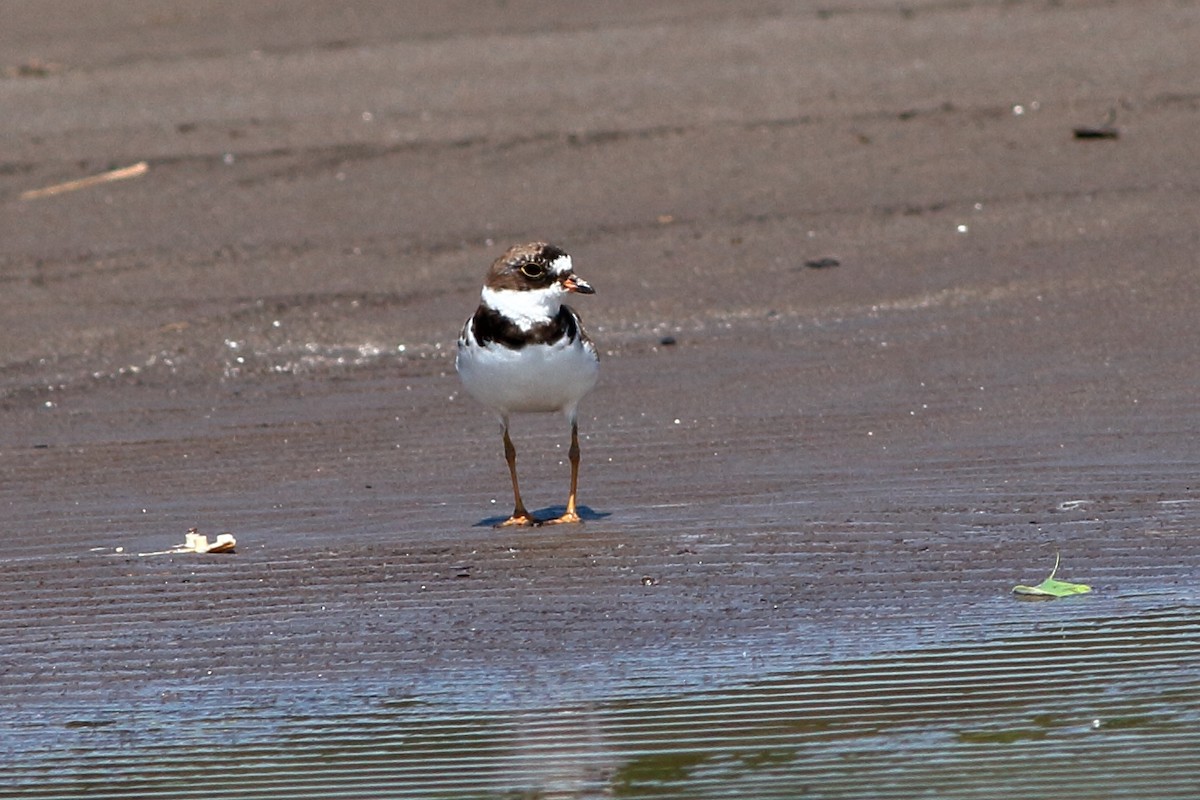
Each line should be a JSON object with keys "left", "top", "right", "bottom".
{"left": 3, "top": 2, "right": 1200, "bottom": 797}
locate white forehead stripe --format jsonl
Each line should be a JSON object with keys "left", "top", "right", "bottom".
{"left": 550, "top": 254, "right": 573, "bottom": 276}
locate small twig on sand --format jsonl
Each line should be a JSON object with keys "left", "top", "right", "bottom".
{"left": 20, "top": 161, "right": 149, "bottom": 200}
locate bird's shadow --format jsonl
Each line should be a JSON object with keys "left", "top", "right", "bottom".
{"left": 473, "top": 505, "right": 610, "bottom": 528}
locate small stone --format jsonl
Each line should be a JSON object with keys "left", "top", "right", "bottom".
{"left": 804, "top": 257, "right": 840, "bottom": 269}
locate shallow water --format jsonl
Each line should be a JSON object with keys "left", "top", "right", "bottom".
{"left": 6, "top": 597, "right": 1199, "bottom": 798}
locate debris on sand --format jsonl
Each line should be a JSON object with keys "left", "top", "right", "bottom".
{"left": 1013, "top": 553, "right": 1091, "bottom": 599}
{"left": 1073, "top": 109, "right": 1120, "bottom": 140}
{"left": 1073, "top": 126, "right": 1119, "bottom": 140}
{"left": 21, "top": 161, "right": 148, "bottom": 200}
{"left": 804, "top": 257, "right": 841, "bottom": 269}
{"left": 137, "top": 528, "right": 236, "bottom": 557}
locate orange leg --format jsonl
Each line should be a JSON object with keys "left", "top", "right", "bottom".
{"left": 544, "top": 421, "right": 584, "bottom": 525}
{"left": 496, "top": 425, "right": 539, "bottom": 527}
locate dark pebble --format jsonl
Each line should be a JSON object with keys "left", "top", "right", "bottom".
{"left": 1073, "top": 126, "right": 1119, "bottom": 140}
{"left": 804, "top": 257, "right": 841, "bottom": 269}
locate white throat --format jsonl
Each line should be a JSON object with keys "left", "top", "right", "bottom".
{"left": 482, "top": 285, "right": 565, "bottom": 330}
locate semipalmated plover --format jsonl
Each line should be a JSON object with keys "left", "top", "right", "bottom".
{"left": 456, "top": 242, "right": 600, "bottom": 526}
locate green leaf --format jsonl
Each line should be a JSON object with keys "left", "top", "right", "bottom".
{"left": 1013, "top": 552, "right": 1092, "bottom": 598}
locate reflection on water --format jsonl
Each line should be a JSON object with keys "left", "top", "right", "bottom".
{"left": 5, "top": 607, "right": 1200, "bottom": 799}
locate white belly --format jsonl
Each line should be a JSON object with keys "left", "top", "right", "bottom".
{"left": 457, "top": 337, "right": 599, "bottom": 419}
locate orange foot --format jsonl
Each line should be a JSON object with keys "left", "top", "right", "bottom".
{"left": 495, "top": 513, "right": 540, "bottom": 528}
{"left": 541, "top": 511, "right": 583, "bottom": 525}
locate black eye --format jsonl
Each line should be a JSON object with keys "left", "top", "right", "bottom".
{"left": 520, "top": 263, "right": 545, "bottom": 279}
